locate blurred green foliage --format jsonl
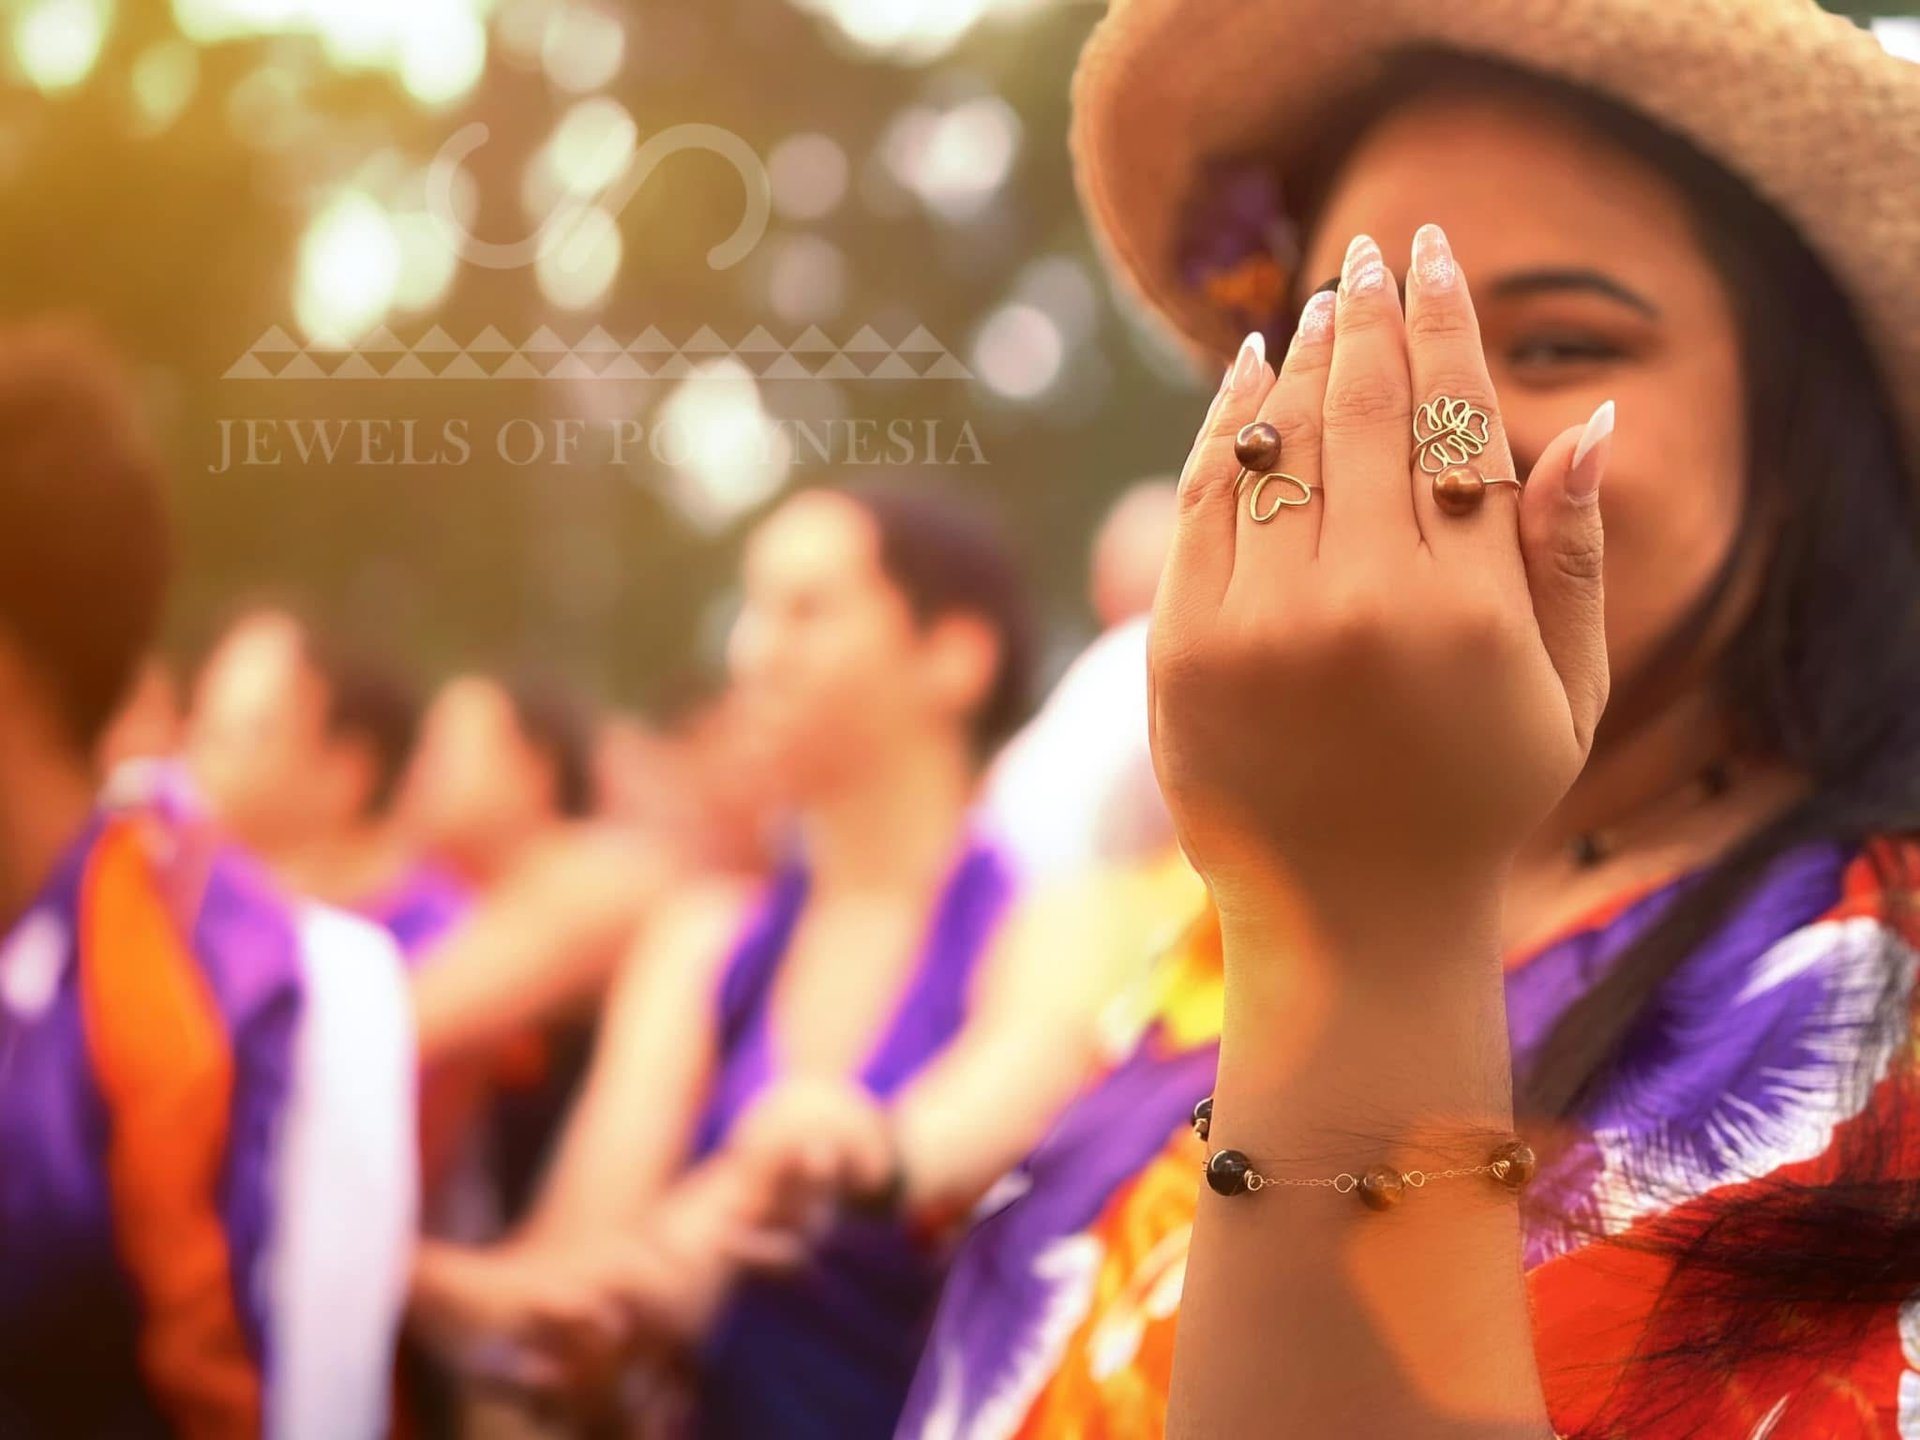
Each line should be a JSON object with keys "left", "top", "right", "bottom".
{"left": 0, "top": 1, "right": 1908, "bottom": 717}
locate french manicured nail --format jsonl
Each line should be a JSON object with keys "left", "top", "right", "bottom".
{"left": 1568, "top": 400, "right": 1615, "bottom": 502}
{"left": 1412, "top": 223, "right": 1456, "bottom": 290}
{"left": 1228, "top": 329, "right": 1268, "bottom": 393}
{"left": 1342, "top": 234, "right": 1387, "bottom": 295}
{"left": 1292, "top": 291, "right": 1336, "bottom": 350}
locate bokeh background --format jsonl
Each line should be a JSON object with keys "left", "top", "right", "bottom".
{"left": 4, "top": 0, "right": 1916, "bottom": 713}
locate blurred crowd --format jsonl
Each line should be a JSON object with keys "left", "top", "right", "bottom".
{"left": 0, "top": 317, "right": 1191, "bottom": 1439}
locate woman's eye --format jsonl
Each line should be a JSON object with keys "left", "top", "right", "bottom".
{"left": 1504, "top": 335, "right": 1624, "bottom": 372}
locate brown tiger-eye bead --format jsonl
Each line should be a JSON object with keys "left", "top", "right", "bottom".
{"left": 1234, "top": 422, "right": 1283, "bottom": 473}
{"left": 1206, "top": 1148, "right": 1252, "bottom": 1196}
{"left": 1490, "top": 1140, "right": 1538, "bottom": 1191}
{"left": 1358, "top": 1165, "right": 1405, "bottom": 1211}
{"left": 1191, "top": 1096, "right": 1212, "bottom": 1142}
{"left": 1432, "top": 464, "right": 1486, "bottom": 516}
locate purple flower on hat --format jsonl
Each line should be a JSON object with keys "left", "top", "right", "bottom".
{"left": 1177, "top": 157, "right": 1299, "bottom": 346}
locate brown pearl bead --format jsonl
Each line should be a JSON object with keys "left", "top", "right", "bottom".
{"left": 1490, "top": 1140, "right": 1538, "bottom": 1191}
{"left": 1191, "top": 1096, "right": 1212, "bottom": 1142}
{"left": 1206, "top": 1149, "right": 1253, "bottom": 1197}
{"left": 1234, "top": 421, "right": 1283, "bottom": 473}
{"left": 1432, "top": 464, "right": 1486, "bottom": 516}
{"left": 1358, "top": 1165, "right": 1405, "bottom": 1211}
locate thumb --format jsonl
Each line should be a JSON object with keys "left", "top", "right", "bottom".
{"left": 1519, "top": 401, "right": 1614, "bottom": 749}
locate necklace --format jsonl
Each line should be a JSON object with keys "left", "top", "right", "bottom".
{"left": 1567, "top": 757, "right": 1738, "bottom": 869}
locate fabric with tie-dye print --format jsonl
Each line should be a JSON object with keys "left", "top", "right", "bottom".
{"left": 898, "top": 841, "right": 1920, "bottom": 1440}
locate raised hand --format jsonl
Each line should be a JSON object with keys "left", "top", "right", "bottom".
{"left": 724, "top": 1075, "right": 897, "bottom": 1230}
{"left": 1149, "top": 225, "right": 1614, "bottom": 947}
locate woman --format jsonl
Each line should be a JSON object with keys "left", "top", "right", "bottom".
{"left": 899, "top": 3, "right": 1920, "bottom": 1436}
{"left": 186, "top": 609, "right": 471, "bottom": 962}
{"left": 405, "top": 672, "right": 601, "bottom": 892}
{"left": 412, "top": 484, "right": 1122, "bottom": 1438}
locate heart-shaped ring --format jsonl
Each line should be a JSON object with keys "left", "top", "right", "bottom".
{"left": 1232, "top": 421, "right": 1316, "bottom": 523}
{"left": 1245, "top": 470, "right": 1314, "bottom": 522}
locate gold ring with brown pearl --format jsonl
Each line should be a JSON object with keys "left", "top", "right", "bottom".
{"left": 1431, "top": 465, "right": 1524, "bottom": 516}
{"left": 1232, "top": 421, "right": 1314, "bottom": 524}
{"left": 1414, "top": 396, "right": 1522, "bottom": 516}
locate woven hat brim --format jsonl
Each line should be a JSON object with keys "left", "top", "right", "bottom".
{"left": 1071, "top": 0, "right": 1920, "bottom": 466}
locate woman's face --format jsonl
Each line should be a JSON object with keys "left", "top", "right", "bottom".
{"left": 186, "top": 614, "right": 343, "bottom": 848}
{"left": 1299, "top": 90, "right": 1747, "bottom": 694}
{"left": 401, "top": 677, "right": 557, "bottom": 861}
{"left": 726, "top": 492, "right": 937, "bottom": 799}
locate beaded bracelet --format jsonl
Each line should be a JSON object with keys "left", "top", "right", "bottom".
{"left": 1190, "top": 1096, "right": 1536, "bottom": 1211}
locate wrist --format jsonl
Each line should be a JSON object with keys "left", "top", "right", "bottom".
{"left": 1213, "top": 854, "right": 1505, "bottom": 967}
{"left": 1211, "top": 878, "right": 1515, "bottom": 1153}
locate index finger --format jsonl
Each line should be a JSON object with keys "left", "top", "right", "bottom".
{"left": 1161, "top": 331, "right": 1275, "bottom": 619}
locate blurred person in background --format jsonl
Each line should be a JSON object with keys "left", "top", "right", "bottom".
{"left": 406, "top": 673, "right": 597, "bottom": 891}
{"left": 1090, "top": 478, "right": 1181, "bottom": 631}
{"left": 595, "top": 688, "right": 778, "bottom": 885}
{"left": 186, "top": 608, "right": 469, "bottom": 962}
{"left": 901, "top": 4, "right": 1920, "bottom": 1438}
{"left": 404, "top": 673, "right": 668, "bottom": 1073}
{"left": 981, "top": 477, "right": 1176, "bottom": 881}
{"left": 96, "top": 653, "right": 185, "bottom": 777}
{"left": 95, "top": 652, "right": 207, "bottom": 826}
{"left": 0, "top": 322, "right": 414, "bottom": 1438}
{"left": 408, "top": 483, "right": 1137, "bottom": 1439}
{"left": 354, "top": 671, "right": 668, "bottom": 1438}
{"left": 399, "top": 673, "right": 674, "bottom": 1271}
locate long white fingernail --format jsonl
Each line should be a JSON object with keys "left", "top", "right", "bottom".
{"left": 1572, "top": 400, "right": 1615, "bottom": 468}
{"left": 1569, "top": 400, "right": 1615, "bottom": 502}
{"left": 1342, "top": 234, "right": 1387, "bottom": 295}
{"left": 1412, "top": 224, "right": 1457, "bottom": 290}
{"left": 1229, "top": 330, "right": 1267, "bottom": 393}
{"left": 1291, "top": 291, "right": 1336, "bottom": 350}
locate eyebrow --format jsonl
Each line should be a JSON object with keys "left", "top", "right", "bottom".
{"left": 1306, "top": 267, "right": 1660, "bottom": 319}
{"left": 1485, "top": 268, "right": 1660, "bottom": 318}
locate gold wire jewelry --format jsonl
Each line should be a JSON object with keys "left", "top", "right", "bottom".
{"left": 1432, "top": 464, "right": 1524, "bottom": 516}
{"left": 1241, "top": 471, "right": 1315, "bottom": 522}
{"left": 1191, "top": 1101, "right": 1537, "bottom": 1210}
{"left": 1413, "top": 395, "right": 1493, "bottom": 474}
{"left": 1414, "top": 398, "right": 1522, "bottom": 515}
{"left": 1232, "top": 421, "right": 1314, "bottom": 523}
{"left": 1202, "top": 1145, "right": 1537, "bottom": 1210}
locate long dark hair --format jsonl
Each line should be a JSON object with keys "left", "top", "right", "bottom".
{"left": 1281, "top": 52, "right": 1920, "bottom": 1429}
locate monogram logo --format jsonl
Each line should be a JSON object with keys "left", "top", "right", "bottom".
{"left": 426, "top": 122, "right": 771, "bottom": 274}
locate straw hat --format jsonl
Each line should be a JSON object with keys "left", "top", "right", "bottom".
{"left": 1070, "top": 0, "right": 1920, "bottom": 463}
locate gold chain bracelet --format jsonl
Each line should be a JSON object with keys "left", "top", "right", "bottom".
{"left": 1190, "top": 1096, "right": 1537, "bottom": 1211}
